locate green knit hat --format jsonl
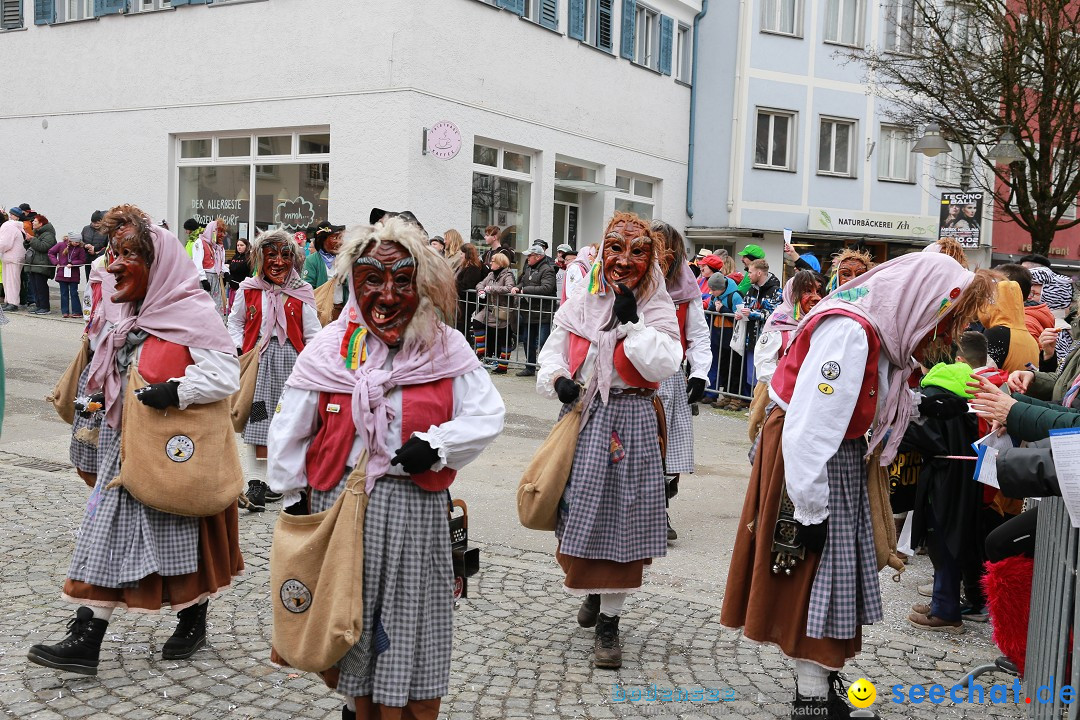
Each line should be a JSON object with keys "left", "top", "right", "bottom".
{"left": 738, "top": 244, "right": 765, "bottom": 259}
{"left": 920, "top": 361, "right": 975, "bottom": 399}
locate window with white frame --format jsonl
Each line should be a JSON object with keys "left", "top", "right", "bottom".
{"left": 581, "top": 0, "right": 615, "bottom": 52}
{"left": 634, "top": 4, "right": 659, "bottom": 69}
{"left": 132, "top": 0, "right": 172, "bottom": 11}
{"left": 884, "top": 0, "right": 917, "bottom": 53}
{"left": 944, "top": 1, "right": 978, "bottom": 53}
{"left": 761, "top": 0, "right": 801, "bottom": 36}
{"left": 818, "top": 117, "right": 856, "bottom": 177}
{"left": 59, "top": 0, "right": 93, "bottom": 21}
{"left": 676, "top": 23, "right": 691, "bottom": 82}
{"left": 523, "top": 0, "right": 558, "bottom": 28}
{"left": 1, "top": 0, "right": 21, "bottom": 29}
{"left": 472, "top": 140, "right": 535, "bottom": 251}
{"left": 878, "top": 125, "right": 915, "bottom": 182}
{"left": 935, "top": 146, "right": 966, "bottom": 188}
{"left": 614, "top": 172, "right": 657, "bottom": 219}
{"left": 824, "top": 0, "right": 861, "bottom": 46}
{"left": 755, "top": 109, "right": 797, "bottom": 171}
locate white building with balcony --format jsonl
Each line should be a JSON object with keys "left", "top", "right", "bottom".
{"left": 0, "top": 0, "right": 700, "bottom": 258}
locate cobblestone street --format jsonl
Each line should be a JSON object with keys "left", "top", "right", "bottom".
{"left": 1, "top": 315, "right": 1026, "bottom": 719}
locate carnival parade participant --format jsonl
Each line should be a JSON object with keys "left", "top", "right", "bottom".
{"left": 825, "top": 247, "right": 874, "bottom": 292}
{"left": 228, "top": 229, "right": 320, "bottom": 512}
{"left": 302, "top": 223, "right": 345, "bottom": 289}
{"left": 720, "top": 253, "right": 995, "bottom": 719}
{"left": 536, "top": 211, "right": 681, "bottom": 669}
{"left": 266, "top": 217, "right": 505, "bottom": 720}
{"left": 192, "top": 217, "right": 228, "bottom": 316}
{"left": 748, "top": 270, "right": 823, "bottom": 442}
{"left": 28, "top": 204, "right": 244, "bottom": 676}
{"left": 650, "top": 220, "right": 711, "bottom": 541}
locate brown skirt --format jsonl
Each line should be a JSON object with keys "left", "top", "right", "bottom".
{"left": 63, "top": 504, "right": 244, "bottom": 612}
{"left": 557, "top": 550, "right": 649, "bottom": 594}
{"left": 720, "top": 408, "right": 861, "bottom": 669}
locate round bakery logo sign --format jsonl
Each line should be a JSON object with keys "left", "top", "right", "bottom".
{"left": 165, "top": 435, "right": 195, "bottom": 463}
{"left": 280, "top": 579, "right": 312, "bottom": 613}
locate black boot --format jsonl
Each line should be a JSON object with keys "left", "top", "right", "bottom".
{"left": 592, "top": 613, "right": 622, "bottom": 669}
{"left": 341, "top": 705, "right": 356, "bottom": 720}
{"left": 576, "top": 594, "right": 600, "bottom": 628}
{"left": 667, "top": 513, "right": 678, "bottom": 541}
{"left": 162, "top": 601, "right": 207, "bottom": 660}
{"left": 27, "top": 607, "right": 108, "bottom": 676}
{"left": 245, "top": 479, "right": 266, "bottom": 513}
{"left": 827, "top": 671, "right": 853, "bottom": 719}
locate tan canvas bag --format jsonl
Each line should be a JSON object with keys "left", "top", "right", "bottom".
{"left": 270, "top": 458, "right": 368, "bottom": 673}
{"left": 229, "top": 349, "right": 260, "bottom": 433}
{"left": 314, "top": 279, "right": 337, "bottom": 327}
{"left": 47, "top": 334, "right": 92, "bottom": 425}
{"left": 107, "top": 366, "right": 244, "bottom": 517}
{"left": 517, "top": 403, "right": 582, "bottom": 531}
{"left": 866, "top": 446, "right": 905, "bottom": 574}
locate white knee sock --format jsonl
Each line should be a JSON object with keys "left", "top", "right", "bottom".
{"left": 345, "top": 697, "right": 356, "bottom": 712}
{"left": 795, "top": 659, "right": 830, "bottom": 698}
{"left": 90, "top": 606, "right": 114, "bottom": 622}
{"left": 599, "top": 593, "right": 626, "bottom": 617}
{"left": 244, "top": 444, "right": 265, "bottom": 482}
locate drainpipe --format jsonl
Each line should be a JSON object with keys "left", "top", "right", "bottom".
{"left": 727, "top": 0, "right": 747, "bottom": 215}
{"left": 685, "top": 0, "right": 709, "bottom": 220}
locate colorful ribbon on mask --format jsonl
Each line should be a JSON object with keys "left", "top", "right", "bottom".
{"left": 341, "top": 322, "right": 368, "bottom": 370}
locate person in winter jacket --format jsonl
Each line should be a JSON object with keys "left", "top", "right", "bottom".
{"left": 735, "top": 258, "right": 783, "bottom": 395}
{"left": 705, "top": 272, "right": 744, "bottom": 402}
{"left": 472, "top": 253, "right": 516, "bottom": 374}
{"left": 49, "top": 232, "right": 89, "bottom": 318}
{"left": 978, "top": 279, "right": 1039, "bottom": 373}
{"left": 1026, "top": 267, "right": 1065, "bottom": 370}
{"left": 80, "top": 211, "right": 108, "bottom": 282}
{"left": 26, "top": 214, "right": 57, "bottom": 315}
{"left": 0, "top": 210, "right": 26, "bottom": 311}
{"left": 512, "top": 245, "right": 557, "bottom": 377}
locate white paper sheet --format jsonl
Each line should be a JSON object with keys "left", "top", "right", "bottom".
{"left": 973, "top": 445, "right": 1000, "bottom": 489}
{"left": 1049, "top": 428, "right": 1080, "bottom": 528}
{"left": 897, "top": 511, "right": 914, "bottom": 557}
{"left": 63, "top": 266, "right": 73, "bottom": 279}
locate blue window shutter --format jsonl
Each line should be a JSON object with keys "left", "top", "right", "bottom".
{"left": 659, "top": 15, "right": 673, "bottom": 75}
{"left": 597, "top": 0, "right": 613, "bottom": 51}
{"left": 93, "top": 0, "right": 125, "bottom": 15}
{"left": 2, "top": 0, "right": 23, "bottom": 29}
{"left": 34, "top": 0, "right": 53, "bottom": 24}
{"left": 619, "top": 0, "right": 635, "bottom": 59}
{"left": 497, "top": 0, "right": 524, "bottom": 14}
{"left": 171, "top": 0, "right": 190, "bottom": 4}
{"left": 568, "top": 0, "right": 584, "bottom": 40}
{"left": 539, "top": 0, "right": 558, "bottom": 30}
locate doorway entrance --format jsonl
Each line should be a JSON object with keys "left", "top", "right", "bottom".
{"left": 553, "top": 189, "right": 580, "bottom": 250}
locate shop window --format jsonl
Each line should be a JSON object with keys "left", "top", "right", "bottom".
{"left": 762, "top": 0, "right": 801, "bottom": 36}
{"left": 878, "top": 124, "right": 915, "bottom": 182}
{"left": 218, "top": 137, "right": 251, "bottom": 158}
{"left": 615, "top": 174, "right": 632, "bottom": 192}
{"left": 181, "top": 139, "right": 212, "bottom": 159}
{"left": 824, "top": 0, "right": 861, "bottom": 46}
{"left": 503, "top": 150, "right": 531, "bottom": 173}
{"left": 254, "top": 163, "right": 330, "bottom": 232}
{"left": 1, "top": 0, "right": 22, "bottom": 28}
{"left": 470, "top": 139, "right": 535, "bottom": 251}
{"left": 614, "top": 170, "right": 657, "bottom": 219}
{"left": 474, "top": 144, "right": 499, "bottom": 167}
{"left": 818, "top": 117, "right": 855, "bottom": 177}
{"left": 755, "top": 109, "right": 797, "bottom": 171}
{"left": 257, "top": 135, "right": 292, "bottom": 156}
{"left": 299, "top": 133, "right": 331, "bottom": 155}
{"left": 555, "top": 160, "right": 597, "bottom": 182}
{"left": 178, "top": 165, "right": 251, "bottom": 249}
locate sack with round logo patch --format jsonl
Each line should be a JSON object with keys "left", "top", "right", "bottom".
{"left": 229, "top": 349, "right": 260, "bottom": 433}
{"left": 107, "top": 366, "right": 244, "bottom": 517}
{"left": 269, "top": 457, "right": 368, "bottom": 673}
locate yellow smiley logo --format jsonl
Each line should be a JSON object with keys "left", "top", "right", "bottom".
{"left": 847, "top": 678, "right": 876, "bottom": 708}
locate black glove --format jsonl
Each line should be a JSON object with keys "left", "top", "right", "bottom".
{"left": 796, "top": 519, "right": 828, "bottom": 554}
{"left": 686, "top": 377, "right": 707, "bottom": 405}
{"left": 612, "top": 283, "right": 639, "bottom": 324}
{"left": 200, "top": 279, "right": 211, "bottom": 292}
{"left": 555, "top": 377, "right": 581, "bottom": 405}
{"left": 919, "top": 393, "right": 969, "bottom": 420}
{"left": 75, "top": 392, "right": 105, "bottom": 418}
{"left": 135, "top": 381, "right": 180, "bottom": 410}
{"left": 391, "top": 436, "right": 440, "bottom": 475}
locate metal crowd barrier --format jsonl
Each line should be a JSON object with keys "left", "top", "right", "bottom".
{"left": 1022, "top": 496, "right": 1078, "bottom": 718}
{"left": 701, "top": 309, "right": 753, "bottom": 401}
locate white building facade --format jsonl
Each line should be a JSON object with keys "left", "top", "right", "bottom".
{"left": 0, "top": 0, "right": 700, "bottom": 257}
{"left": 689, "top": 0, "right": 993, "bottom": 272}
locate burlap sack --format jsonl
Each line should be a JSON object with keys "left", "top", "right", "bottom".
{"left": 47, "top": 334, "right": 92, "bottom": 425}
{"left": 314, "top": 279, "right": 336, "bottom": 327}
{"left": 652, "top": 395, "right": 668, "bottom": 465}
{"left": 229, "top": 349, "right": 259, "bottom": 433}
{"left": 517, "top": 403, "right": 582, "bottom": 531}
{"left": 747, "top": 380, "right": 770, "bottom": 442}
{"left": 270, "top": 459, "right": 368, "bottom": 673}
{"left": 107, "top": 367, "right": 244, "bottom": 517}
{"left": 866, "top": 447, "right": 905, "bottom": 574}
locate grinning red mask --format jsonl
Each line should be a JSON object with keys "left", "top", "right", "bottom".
{"left": 602, "top": 219, "right": 653, "bottom": 292}
{"left": 262, "top": 241, "right": 291, "bottom": 285}
{"left": 837, "top": 258, "right": 869, "bottom": 287}
{"left": 107, "top": 226, "right": 150, "bottom": 304}
{"left": 351, "top": 241, "right": 419, "bottom": 348}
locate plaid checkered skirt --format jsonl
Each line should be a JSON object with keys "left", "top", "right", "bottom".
{"left": 243, "top": 340, "right": 299, "bottom": 447}
{"left": 806, "top": 438, "right": 883, "bottom": 639}
{"left": 555, "top": 393, "right": 667, "bottom": 564}
{"left": 66, "top": 424, "right": 201, "bottom": 587}
{"left": 313, "top": 475, "right": 453, "bottom": 706}
{"left": 69, "top": 364, "right": 102, "bottom": 473}
{"left": 657, "top": 371, "right": 694, "bottom": 474}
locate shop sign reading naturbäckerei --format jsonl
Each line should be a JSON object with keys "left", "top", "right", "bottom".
{"left": 807, "top": 207, "right": 938, "bottom": 240}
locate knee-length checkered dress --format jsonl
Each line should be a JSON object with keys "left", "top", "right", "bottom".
{"left": 556, "top": 393, "right": 667, "bottom": 564}
{"left": 243, "top": 340, "right": 299, "bottom": 446}
{"left": 69, "top": 364, "right": 102, "bottom": 473}
{"left": 657, "top": 371, "right": 694, "bottom": 474}
{"left": 311, "top": 475, "right": 453, "bottom": 706}
{"left": 67, "top": 420, "right": 201, "bottom": 588}
{"left": 805, "top": 437, "right": 883, "bottom": 639}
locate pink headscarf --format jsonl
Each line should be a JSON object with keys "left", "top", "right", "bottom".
{"left": 793, "top": 252, "right": 977, "bottom": 465}
{"left": 286, "top": 279, "right": 481, "bottom": 493}
{"left": 200, "top": 222, "right": 227, "bottom": 273}
{"left": 87, "top": 225, "right": 235, "bottom": 428}
{"left": 666, "top": 262, "right": 701, "bottom": 305}
{"left": 86, "top": 262, "right": 121, "bottom": 336}
{"left": 553, "top": 259, "right": 679, "bottom": 428}
{"left": 236, "top": 272, "right": 316, "bottom": 355}
{"left": 762, "top": 278, "right": 801, "bottom": 335}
